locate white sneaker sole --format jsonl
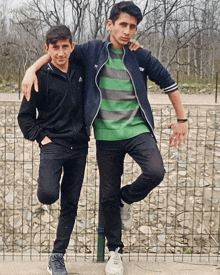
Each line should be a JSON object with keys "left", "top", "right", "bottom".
{"left": 105, "top": 264, "right": 123, "bottom": 275}
{"left": 47, "top": 266, "right": 52, "bottom": 275}
{"left": 106, "top": 271, "right": 123, "bottom": 275}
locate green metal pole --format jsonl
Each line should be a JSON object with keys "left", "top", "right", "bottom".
{"left": 97, "top": 191, "right": 105, "bottom": 262}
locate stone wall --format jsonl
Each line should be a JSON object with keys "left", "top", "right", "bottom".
{"left": 0, "top": 102, "right": 219, "bottom": 260}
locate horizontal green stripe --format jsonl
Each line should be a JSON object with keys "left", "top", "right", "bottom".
{"left": 100, "top": 99, "right": 139, "bottom": 112}
{"left": 105, "top": 57, "right": 125, "bottom": 70}
{"left": 95, "top": 117, "right": 147, "bottom": 130}
{"left": 99, "top": 77, "right": 133, "bottom": 91}
{"left": 111, "top": 47, "right": 123, "bottom": 54}
{"left": 95, "top": 122, "right": 150, "bottom": 141}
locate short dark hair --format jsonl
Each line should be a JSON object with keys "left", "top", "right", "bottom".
{"left": 109, "top": 1, "right": 143, "bottom": 25}
{"left": 46, "top": 25, "right": 72, "bottom": 46}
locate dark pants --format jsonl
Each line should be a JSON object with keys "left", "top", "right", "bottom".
{"left": 96, "top": 133, "right": 165, "bottom": 252}
{"left": 37, "top": 142, "right": 88, "bottom": 254}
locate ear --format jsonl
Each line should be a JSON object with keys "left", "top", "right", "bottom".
{"left": 71, "top": 42, "right": 75, "bottom": 52}
{"left": 44, "top": 44, "right": 49, "bottom": 53}
{"left": 106, "top": 19, "right": 113, "bottom": 32}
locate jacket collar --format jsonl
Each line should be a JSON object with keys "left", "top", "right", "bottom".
{"left": 96, "top": 37, "right": 132, "bottom": 72}
{"left": 43, "top": 62, "right": 75, "bottom": 78}
{"left": 47, "top": 62, "right": 68, "bottom": 75}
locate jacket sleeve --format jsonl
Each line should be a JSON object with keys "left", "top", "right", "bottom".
{"left": 70, "top": 40, "right": 102, "bottom": 65}
{"left": 140, "top": 50, "right": 178, "bottom": 93}
{"left": 17, "top": 90, "right": 46, "bottom": 143}
{"left": 70, "top": 44, "right": 87, "bottom": 65}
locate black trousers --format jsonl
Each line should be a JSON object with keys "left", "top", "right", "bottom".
{"left": 96, "top": 133, "right": 165, "bottom": 252}
{"left": 37, "top": 142, "right": 88, "bottom": 254}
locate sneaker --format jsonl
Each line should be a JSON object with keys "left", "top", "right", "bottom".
{"left": 105, "top": 248, "right": 123, "bottom": 275}
{"left": 47, "top": 253, "right": 67, "bottom": 275}
{"left": 120, "top": 199, "right": 133, "bottom": 230}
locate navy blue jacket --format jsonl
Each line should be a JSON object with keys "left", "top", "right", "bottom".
{"left": 71, "top": 39, "right": 177, "bottom": 140}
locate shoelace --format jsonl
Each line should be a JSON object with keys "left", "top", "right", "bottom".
{"left": 124, "top": 206, "right": 132, "bottom": 217}
{"left": 112, "top": 248, "right": 121, "bottom": 265}
{"left": 52, "top": 256, "right": 65, "bottom": 270}
{"left": 121, "top": 202, "right": 131, "bottom": 214}
{"left": 126, "top": 207, "right": 131, "bottom": 214}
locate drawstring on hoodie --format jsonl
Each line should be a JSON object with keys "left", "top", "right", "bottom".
{"left": 45, "top": 64, "right": 51, "bottom": 103}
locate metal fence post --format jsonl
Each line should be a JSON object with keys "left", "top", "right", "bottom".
{"left": 97, "top": 191, "right": 105, "bottom": 262}
{"left": 19, "top": 66, "right": 21, "bottom": 100}
{"left": 215, "top": 72, "right": 218, "bottom": 103}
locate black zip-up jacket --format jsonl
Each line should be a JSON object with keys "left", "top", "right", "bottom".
{"left": 72, "top": 39, "right": 178, "bottom": 140}
{"left": 18, "top": 62, "right": 89, "bottom": 148}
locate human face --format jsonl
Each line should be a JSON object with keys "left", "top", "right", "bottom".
{"left": 107, "top": 12, "right": 138, "bottom": 49}
{"left": 44, "top": 39, "right": 75, "bottom": 72}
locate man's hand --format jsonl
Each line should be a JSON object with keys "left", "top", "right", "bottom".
{"left": 129, "top": 39, "right": 143, "bottom": 51}
{"left": 168, "top": 121, "right": 188, "bottom": 147}
{"left": 22, "top": 54, "right": 51, "bottom": 101}
{"left": 22, "top": 68, "right": 38, "bottom": 101}
{"left": 41, "top": 136, "right": 52, "bottom": 145}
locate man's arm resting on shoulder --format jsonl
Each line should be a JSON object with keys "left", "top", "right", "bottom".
{"left": 22, "top": 54, "right": 51, "bottom": 101}
{"left": 168, "top": 90, "right": 188, "bottom": 147}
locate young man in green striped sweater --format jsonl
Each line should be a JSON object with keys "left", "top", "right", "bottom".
{"left": 94, "top": 3, "right": 187, "bottom": 275}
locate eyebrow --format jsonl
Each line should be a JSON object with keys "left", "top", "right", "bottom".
{"left": 53, "top": 43, "right": 69, "bottom": 47}
{"left": 120, "top": 22, "right": 137, "bottom": 27}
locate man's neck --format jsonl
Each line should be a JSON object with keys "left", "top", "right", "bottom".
{"left": 109, "top": 35, "right": 123, "bottom": 50}
{"left": 51, "top": 61, "right": 69, "bottom": 73}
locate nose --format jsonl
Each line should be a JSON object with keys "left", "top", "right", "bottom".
{"left": 124, "top": 26, "right": 130, "bottom": 35}
{"left": 58, "top": 48, "right": 64, "bottom": 56}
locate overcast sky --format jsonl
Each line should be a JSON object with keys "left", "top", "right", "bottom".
{"left": 13, "top": 0, "right": 22, "bottom": 6}
{"left": 10, "top": 0, "right": 24, "bottom": 8}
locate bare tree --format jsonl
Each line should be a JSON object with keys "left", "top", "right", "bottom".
{"left": 1, "top": 0, "right": 220, "bottom": 82}
{"left": 0, "top": 0, "right": 22, "bottom": 82}
{"left": 87, "top": 0, "right": 116, "bottom": 40}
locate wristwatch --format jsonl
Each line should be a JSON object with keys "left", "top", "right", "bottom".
{"left": 177, "top": 119, "right": 188, "bottom": 123}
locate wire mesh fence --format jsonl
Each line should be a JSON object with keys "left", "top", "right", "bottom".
{"left": 0, "top": 101, "right": 220, "bottom": 262}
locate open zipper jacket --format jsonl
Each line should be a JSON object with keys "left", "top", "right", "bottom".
{"left": 71, "top": 39, "right": 177, "bottom": 140}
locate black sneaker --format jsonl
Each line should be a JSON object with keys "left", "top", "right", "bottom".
{"left": 47, "top": 253, "right": 67, "bottom": 275}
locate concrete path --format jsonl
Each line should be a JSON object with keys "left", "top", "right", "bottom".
{"left": 0, "top": 92, "right": 219, "bottom": 106}
{"left": 148, "top": 92, "right": 219, "bottom": 106}
{"left": 1, "top": 260, "right": 220, "bottom": 275}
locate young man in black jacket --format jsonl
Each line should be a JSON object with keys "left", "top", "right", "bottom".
{"left": 18, "top": 25, "right": 89, "bottom": 275}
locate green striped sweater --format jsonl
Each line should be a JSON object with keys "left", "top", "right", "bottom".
{"left": 94, "top": 47, "right": 149, "bottom": 141}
